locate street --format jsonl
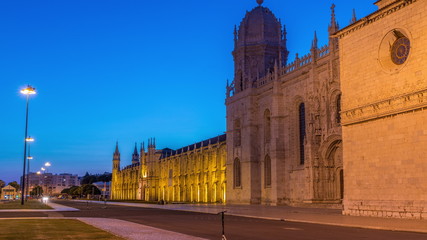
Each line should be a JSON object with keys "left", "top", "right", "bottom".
{"left": 1, "top": 200, "right": 426, "bottom": 240}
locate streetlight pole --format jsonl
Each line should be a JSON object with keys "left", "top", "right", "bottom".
{"left": 25, "top": 137, "right": 34, "bottom": 201}
{"left": 20, "top": 85, "right": 36, "bottom": 205}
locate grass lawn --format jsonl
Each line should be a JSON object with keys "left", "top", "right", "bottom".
{"left": 0, "top": 200, "right": 52, "bottom": 209}
{"left": 0, "top": 219, "right": 123, "bottom": 240}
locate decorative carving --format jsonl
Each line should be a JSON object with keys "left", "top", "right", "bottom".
{"left": 342, "top": 88, "right": 427, "bottom": 125}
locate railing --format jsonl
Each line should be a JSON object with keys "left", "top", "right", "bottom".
{"left": 227, "top": 44, "right": 331, "bottom": 95}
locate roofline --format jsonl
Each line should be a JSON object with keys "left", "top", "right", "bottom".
{"left": 332, "top": 0, "right": 417, "bottom": 39}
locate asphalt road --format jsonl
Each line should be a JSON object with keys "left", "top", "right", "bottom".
{"left": 1, "top": 200, "right": 426, "bottom": 240}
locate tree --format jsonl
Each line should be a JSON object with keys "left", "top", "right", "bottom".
{"left": 81, "top": 172, "right": 97, "bottom": 185}
{"left": 8, "top": 181, "right": 20, "bottom": 191}
{"left": 61, "top": 188, "right": 70, "bottom": 194}
{"left": 30, "top": 186, "right": 43, "bottom": 196}
{"left": 0, "top": 179, "right": 5, "bottom": 194}
{"left": 69, "top": 186, "right": 82, "bottom": 196}
{"left": 97, "top": 173, "right": 112, "bottom": 182}
{"left": 81, "top": 184, "right": 101, "bottom": 196}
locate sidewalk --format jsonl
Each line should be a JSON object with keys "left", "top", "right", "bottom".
{"left": 78, "top": 200, "right": 427, "bottom": 234}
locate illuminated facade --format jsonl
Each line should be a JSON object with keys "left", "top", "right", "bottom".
{"left": 112, "top": 0, "right": 426, "bottom": 219}
{"left": 225, "top": 2, "right": 342, "bottom": 205}
{"left": 112, "top": 135, "right": 227, "bottom": 203}
{"left": 336, "top": 0, "right": 427, "bottom": 219}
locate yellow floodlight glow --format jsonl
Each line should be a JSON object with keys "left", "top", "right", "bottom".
{"left": 41, "top": 167, "right": 45, "bottom": 171}
{"left": 20, "top": 85, "right": 36, "bottom": 95}
{"left": 25, "top": 137, "right": 35, "bottom": 142}
{"left": 36, "top": 171, "right": 41, "bottom": 175}
{"left": 27, "top": 156, "right": 33, "bottom": 160}
{"left": 44, "top": 162, "right": 51, "bottom": 167}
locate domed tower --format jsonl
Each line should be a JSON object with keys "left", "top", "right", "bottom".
{"left": 233, "top": 0, "right": 288, "bottom": 92}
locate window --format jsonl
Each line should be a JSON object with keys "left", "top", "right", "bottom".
{"left": 234, "top": 158, "right": 241, "bottom": 188}
{"left": 264, "top": 109, "right": 271, "bottom": 143}
{"left": 264, "top": 155, "right": 271, "bottom": 187}
{"left": 298, "top": 103, "right": 306, "bottom": 165}
{"left": 336, "top": 94, "right": 341, "bottom": 124}
{"left": 234, "top": 119, "right": 241, "bottom": 147}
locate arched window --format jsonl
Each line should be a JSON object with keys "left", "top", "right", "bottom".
{"left": 298, "top": 103, "right": 306, "bottom": 165}
{"left": 234, "top": 158, "right": 241, "bottom": 188}
{"left": 336, "top": 94, "right": 341, "bottom": 124}
{"left": 264, "top": 155, "right": 271, "bottom": 187}
{"left": 264, "top": 109, "right": 271, "bottom": 143}
{"left": 234, "top": 119, "right": 241, "bottom": 147}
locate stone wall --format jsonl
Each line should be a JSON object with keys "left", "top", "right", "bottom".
{"left": 338, "top": 0, "right": 427, "bottom": 219}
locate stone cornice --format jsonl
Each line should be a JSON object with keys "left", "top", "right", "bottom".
{"left": 333, "top": 0, "right": 417, "bottom": 39}
{"left": 341, "top": 87, "right": 427, "bottom": 126}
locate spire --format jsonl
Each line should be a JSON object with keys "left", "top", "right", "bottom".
{"left": 256, "top": 0, "right": 263, "bottom": 6}
{"left": 350, "top": 9, "right": 357, "bottom": 24}
{"left": 311, "top": 31, "right": 318, "bottom": 50}
{"left": 132, "top": 142, "right": 139, "bottom": 164}
{"left": 114, "top": 141, "right": 119, "bottom": 155}
{"left": 113, "top": 141, "right": 120, "bottom": 170}
{"left": 133, "top": 142, "right": 138, "bottom": 154}
{"left": 328, "top": 4, "right": 339, "bottom": 35}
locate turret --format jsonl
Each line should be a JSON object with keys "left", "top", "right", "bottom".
{"left": 113, "top": 141, "right": 120, "bottom": 171}
{"left": 328, "top": 4, "right": 339, "bottom": 51}
{"left": 132, "top": 142, "right": 139, "bottom": 165}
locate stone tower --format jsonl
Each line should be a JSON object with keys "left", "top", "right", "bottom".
{"left": 112, "top": 141, "right": 121, "bottom": 171}
{"left": 131, "top": 143, "right": 139, "bottom": 165}
{"left": 232, "top": 0, "right": 288, "bottom": 93}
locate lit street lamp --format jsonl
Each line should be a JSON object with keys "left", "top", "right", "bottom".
{"left": 20, "top": 85, "right": 36, "bottom": 205}
{"left": 25, "top": 137, "right": 35, "bottom": 201}
{"left": 43, "top": 162, "right": 51, "bottom": 195}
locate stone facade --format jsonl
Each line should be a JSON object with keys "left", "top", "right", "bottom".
{"left": 225, "top": 3, "right": 343, "bottom": 205}
{"left": 336, "top": 0, "right": 427, "bottom": 219}
{"left": 111, "top": 135, "right": 227, "bottom": 203}
{"left": 111, "top": 0, "right": 426, "bottom": 219}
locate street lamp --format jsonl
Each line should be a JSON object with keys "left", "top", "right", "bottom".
{"left": 20, "top": 85, "right": 36, "bottom": 205}
{"left": 25, "top": 137, "right": 34, "bottom": 201}
{"left": 44, "top": 162, "right": 51, "bottom": 195}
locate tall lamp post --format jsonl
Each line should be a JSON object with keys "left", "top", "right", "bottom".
{"left": 44, "top": 162, "right": 51, "bottom": 195}
{"left": 25, "top": 137, "right": 34, "bottom": 201}
{"left": 20, "top": 85, "right": 36, "bottom": 205}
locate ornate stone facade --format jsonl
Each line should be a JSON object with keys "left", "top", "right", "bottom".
{"left": 112, "top": 0, "right": 426, "bottom": 219}
{"left": 111, "top": 135, "right": 227, "bottom": 203}
{"left": 336, "top": 0, "right": 427, "bottom": 219}
{"left": 225, "top": 2, "right": 343, "bottom": 205}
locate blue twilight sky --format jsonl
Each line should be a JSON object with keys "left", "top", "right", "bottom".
{"left": 0, "top": 0, "right": 377, "bottom": 183}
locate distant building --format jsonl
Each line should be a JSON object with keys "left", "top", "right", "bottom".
{"left": 26, "top": 172, "right": 79, "bottom": 195}
{"left": 92, "top": 181, "right": 111, "bottom": 199}
{"left": 1, "top": 185, "right": 19, "bottom": 200}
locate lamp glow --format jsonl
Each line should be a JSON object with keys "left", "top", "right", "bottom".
{"left": 20, "top": 85, "right": 36, "bottom": 95}
{"left": 41, "top": 167, "right": 45, "bottom": 171}
{"left": 44, "top": 162, "right": 51, "bottom": 167}
{"left": 25, "top": 137, "right": 35, "bottom": 142}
